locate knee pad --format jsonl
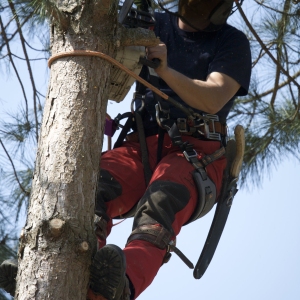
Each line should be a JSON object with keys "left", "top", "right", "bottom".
{"left": 133, "top": 180, "right": 190, "bottom": 233}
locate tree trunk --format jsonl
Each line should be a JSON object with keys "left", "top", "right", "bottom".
{"left": 15, "top": 0, "right": 158, "bottom": 298}
{"left": 16, "top": 2, "right": 115, "bottom": 299}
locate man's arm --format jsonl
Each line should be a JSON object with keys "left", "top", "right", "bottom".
{"left": 146, "top": 43, "right": 241, "bottom": 114}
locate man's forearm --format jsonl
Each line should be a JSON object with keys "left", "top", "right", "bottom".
{"left": 157, "top": 67, "right": 239, "bottom": 114}
{"left": 146, "top": 42, "right": 241, "bottom": 113}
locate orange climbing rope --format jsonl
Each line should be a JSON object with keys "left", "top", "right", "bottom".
{"left": 48, "top": 50, "right": 168, "bottom": 100}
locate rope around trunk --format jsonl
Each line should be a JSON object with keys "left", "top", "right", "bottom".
{"left": 48, "top": 50, "right": 168, "bottom": 101}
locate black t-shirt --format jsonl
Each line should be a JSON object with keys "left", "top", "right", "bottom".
{"left": 136, "top": 12, "right": 251, "bottom": 129}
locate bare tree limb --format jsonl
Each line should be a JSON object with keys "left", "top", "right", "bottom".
{"left": 0, "top": 13, "right": 33, "bottom": 52}
{"left": 237, "top": 2, "right": 300, "bottom": 89}
{"left": 251, "top": 70, "right": 300, "bottom": 99}
{"left": 0, "top": 16, "right": 29, "bottom": 118}
{"left": 8, "top": 0, "right": 40, "bottom": 142}
{"left": 254, "top": 0, "right": 298, "bottom": 16}
{"left": 10, "top": 53, "right": 47, "bottom": 61}
{"left": 237, "top": 1, "right": 300, "bottom": 118}
{"left": 0, "top": 138, "right": 30, "bottom": 197}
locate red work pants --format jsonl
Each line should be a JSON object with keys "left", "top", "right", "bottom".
{"left": 99, "top": 134, "right": 226, "bottom": 298}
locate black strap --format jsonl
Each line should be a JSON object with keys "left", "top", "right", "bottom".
{"left": 113, "top": 112, "right": 134, "bottom": 149}
{"left": 135, "top": 65, "right": 148, "bottom": 95}
{"left": 148, "top": 73, "right": 169, "bottom": 111}
{"left": 135, "top": 110, "right": 153, "bottom": 185}
{"left": 147, "top": 72, "right": 169, "bottom": 165}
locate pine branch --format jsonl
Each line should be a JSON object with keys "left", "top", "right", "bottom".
{"left": 234, "top": 99, "right": 300, "bottom": 187}
{"left": 29, "top": 0, "right": 70, "bottom": 30}
{"left": 237, "top": 2, "right": 300, "bottom": 89}
{"left": 283, "top": 44, "right": 298, "bottom": 109}
{"left": 237, "top": 1, "right": 300, "bottom": 119}
{"left": 0, "top": 11, "right": 33, "bottom": 53}
{"left": 270, "top": 0, "right": 291, "bottom": 108}
{"left": 8, "top": 0, "right": 40, "bottom": 142}
{"left": 254, "top": 0, "right": 298, "bottom": 16}
{"left": 24, "top": 39, "right": 49, "bottom": 52}
{"left": 249, "top": 69, "right": 300, "bottom": 99}
{"left": 270, "top": 53, "right": 281, "bottom": 109}
{"left": 10, "top": 53, "right": 47, "bottom": 61}
{"left": 0, "top": 138, "right": 30, "bottom": 197}
{"left": 0, "top": 16, "right": 29, "bottom": 119}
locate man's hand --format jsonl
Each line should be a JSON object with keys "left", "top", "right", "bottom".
{"left": 146, "top": 42, "right": 168, "bottom": 75}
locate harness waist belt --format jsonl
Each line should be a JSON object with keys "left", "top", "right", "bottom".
{"left": 179, "top": 122, "right": 227, "bottom": 135}
{"left": 199, "top": 121, "right": 227, "bottom": 136}
{"left": 125, "top": 113, "right": 227, "bottom": 143}
{"left": 177, "top": 116, "right": 227, "bottom": 141}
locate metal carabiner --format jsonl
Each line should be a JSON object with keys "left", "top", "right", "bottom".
{"left": 131, "top": 92, "right": 145, "bottom": 114}
{"left": 155, "top": 103, "right": 164, "bottom": 128}
{"left": 155, "top": 103, "right": 172, "bottom": 130}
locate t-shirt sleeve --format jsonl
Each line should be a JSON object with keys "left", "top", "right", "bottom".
{"left": 208, "top": 27, "right": 252, "bottom": 96}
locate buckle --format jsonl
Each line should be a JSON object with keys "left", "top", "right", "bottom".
{"left": 201, "top": 114, "right": 221, "bottom": 141}
{"left": 157, "top": 101, "right": 170, "bottom": 115}
{"left": 177, "top": 118, "right": 188, "bottom": 133}
{"left": 183, "top": 149, "right": 198, "bottom": 162}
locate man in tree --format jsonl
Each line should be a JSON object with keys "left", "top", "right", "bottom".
{"left": 88, "top": 0, "right": 251, "bottom": 299}
{"left": 0, "top": 0, "right": 251, "bottom": 299}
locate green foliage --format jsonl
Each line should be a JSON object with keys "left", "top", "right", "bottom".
{"left": 226, "top": 0, "right": 300, "bottom": 188}
{"left": 230, "top": 95, "right": 300, "bottom": 187}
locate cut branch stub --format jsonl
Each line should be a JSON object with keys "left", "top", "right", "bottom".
{"left": 49, "top": 218, "right": 65, "bottom": 237}
{"left": 78, "top": 241, "right": 89, "bottom": 253}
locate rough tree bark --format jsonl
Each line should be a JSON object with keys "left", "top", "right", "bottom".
{"left": 16, "top": 0, "right": 158, "bottom": 299}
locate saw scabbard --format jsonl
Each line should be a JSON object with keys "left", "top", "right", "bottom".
{"left": 193, "top": 125, "right": 245, "bottom": 279}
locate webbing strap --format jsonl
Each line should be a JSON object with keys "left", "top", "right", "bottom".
{"left": 147, "top": 72, "right": 169, "bottom": 165}
{"left": 135, "top": 110, "right": 153, "bottom": 185}
{"left": 134, "top": 66, "right": 169, "bottom": 173}
{"left": 148, "top": 73, "right": 169, "bottom": 111}
{"left": 162, "top": 119, "right": 225, "bottom": 174}
{"left": 113, "top": 112, "right": 134, "bottom": 149}
{"left": 201, "top": 148, "right": 226, "bottom": 167}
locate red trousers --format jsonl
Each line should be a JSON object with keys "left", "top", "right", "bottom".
{"left": 100, "top": 134, "right": 226, "bottom": 298}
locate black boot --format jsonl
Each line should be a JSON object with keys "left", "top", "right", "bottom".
{"left": 89, "top": 244, "right": 131, "bottom": 300}
{"left": 0, "top": 259, "right": 18, "bottom": 297}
